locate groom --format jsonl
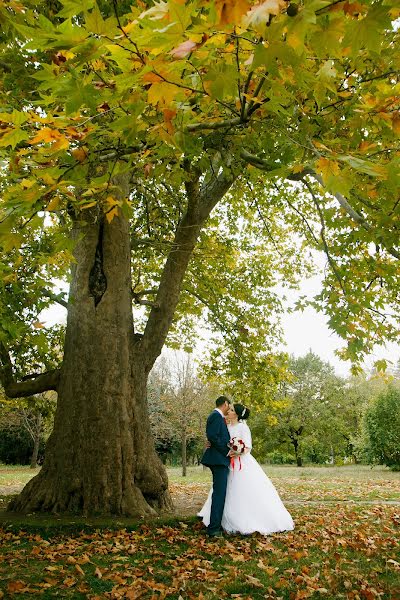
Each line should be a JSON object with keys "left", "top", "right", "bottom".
{"left": 201, "top": 395, "right": 231, "bottom": 537}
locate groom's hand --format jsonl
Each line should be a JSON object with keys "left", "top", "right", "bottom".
{"left": 205, "top": 440, "right": 211, "bottom": 449}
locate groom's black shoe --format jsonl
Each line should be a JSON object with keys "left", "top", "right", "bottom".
{"left": 207, "top": 530, "right": 223, "bottom": 538}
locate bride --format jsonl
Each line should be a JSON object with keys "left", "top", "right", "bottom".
{"left": 198, "top": 403, "right": 294, "bottom": 535}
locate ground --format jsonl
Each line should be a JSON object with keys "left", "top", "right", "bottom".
{"left": 0, "top": 465, "right": 399, "bottom": 599}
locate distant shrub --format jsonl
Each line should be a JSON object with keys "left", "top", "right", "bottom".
{"left": 363, "top": 386, "right": 400, "bottom": 469}
{"left": 0, "top": 422, "right": 33, "bottom": 465}
{"left": 264, "top": 450, "right": 295, "bottom": 465}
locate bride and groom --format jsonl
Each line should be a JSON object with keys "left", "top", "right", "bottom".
{"left": 199, "top": 396, "right": 294, "bottom": 537}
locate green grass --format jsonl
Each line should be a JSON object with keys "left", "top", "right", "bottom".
{"left": 168, "top": 464, "right": 400, "bottom": 502}
{"left": 0, "top": 505, "right": 399, "bottom": 599}
{"left": 0, "top": 465, "right": 399, "bottom": 597}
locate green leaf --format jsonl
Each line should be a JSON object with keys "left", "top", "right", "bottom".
{"left": 57, "top": 0, "right": 95, "bottom": 18}
{"left": 84, "top": 5, "right": 110, "bottom": 36}
{"left": 339, "top": 155, "right": 388, "bottom": 178}
{"left": 0, "top": 128, "right": 29, "bottom": 149}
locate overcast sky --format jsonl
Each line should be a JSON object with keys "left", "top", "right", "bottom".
{"left": 40, "top": 268, "right": 399, "bottom": 378}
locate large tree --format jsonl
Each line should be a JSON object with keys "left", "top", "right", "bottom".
{"left": 0, "top": 0, "right": 399, "bottom": 515}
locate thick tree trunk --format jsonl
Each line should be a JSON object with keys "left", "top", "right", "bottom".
{"left": 9, "top": 209, "right": 173, "bottom": 516}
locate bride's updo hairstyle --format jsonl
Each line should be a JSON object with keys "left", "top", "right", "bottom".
{"left": 233, "top": 403, "right": 250, "bottom": 421}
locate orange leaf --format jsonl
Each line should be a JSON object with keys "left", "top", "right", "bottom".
{"left": 72, "top": 147, "right": 88, "bottom": 163}
{"left": 392, "top": 115, "right": 400, "bottom": 135}
{"left": 143, "top": 71, "right": 164, "bottom": 84}
{"left": 31, "top": 127, "right": 65, "bottom": 144}
{"left": 216, "top": 0, "right": 250, "bottom": 25}
{"left": 358, "top": 140, "right": 377, "bottom": 153}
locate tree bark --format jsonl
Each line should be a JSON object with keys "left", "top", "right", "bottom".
{"left": 291, "top": 438, "right": 302, "bottom": 467}
{"left": 8, "top": 167, "right": 235, "bottom": 516}
{"left": 9, "top": 207, "right": 172, "bottom": 516}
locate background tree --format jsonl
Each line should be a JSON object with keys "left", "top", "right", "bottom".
{"left": 149, "top": 353, "right": 215, "bottom": 474}
{"left": 252, "top": 352, "right": 360, "bottom": 465}
{"left": 0, "top": 0, "right": 399, "bottom": 515}
{"left": 362, "top": 385, "right": 400, "bottom": 469}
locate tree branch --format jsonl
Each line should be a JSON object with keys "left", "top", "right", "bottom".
{"left": 41, "top": 288, "right": 68, "bottom": 309}
{"left": 240, "top": 149, "right": 400, "bottom": 260}
{"left": 185, "top": 117, "right": 243, "bottom": 132}
{"left": 304, "top": 179, "right": 347, "bottom": 296}
{"left": 140, "top": 164, "right": 235, "bottom": 371}
{"left": 0, "top": 341, "right": 60, "bottom": 397}
{"left": 2, "top": 370, "right": 60, "bottom": 398}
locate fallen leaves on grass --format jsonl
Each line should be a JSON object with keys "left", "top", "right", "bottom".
{"left": 0, "top": 505, "right": 399, "bottom": 598}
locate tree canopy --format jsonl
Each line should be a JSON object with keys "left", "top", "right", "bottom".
{"left": 0, "top": 0, "right": 399, "bottom": 379}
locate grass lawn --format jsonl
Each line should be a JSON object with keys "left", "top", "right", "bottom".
{"left": 0, "top": 464, "right": 399, "bottom": 598}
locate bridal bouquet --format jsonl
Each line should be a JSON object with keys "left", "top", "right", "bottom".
{"left": 228, "top": 437, "right": 246, "bottom": 456}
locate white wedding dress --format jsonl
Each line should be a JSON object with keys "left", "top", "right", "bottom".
{"left": 198, "top": 422, "right": 294, "bottom": 535}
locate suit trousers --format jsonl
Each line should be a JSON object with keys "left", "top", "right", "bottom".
{"left": 208, "top": 464, "right": 229, "bottom": 534}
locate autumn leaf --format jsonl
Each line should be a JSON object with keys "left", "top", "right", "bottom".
{"left": 31, "top": 127, "right": 69, "bottom": 149}
{"left": 106, "top": 206, "right": 120, "bottom": 223}
{"left": 72, "top": 147, "right": 88, "bottom": 162}
{"left": 316, "top": 157, "right": 340, "bottom": 184}
{"left": 392, "top": 115, "right": 400, "bottom": 135}
{"left": 216, "top": 0, "right": 250, "bottom": 25}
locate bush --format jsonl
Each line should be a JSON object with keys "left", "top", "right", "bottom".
{"left": 264, "top": 450, "right": 295, "bottom": 465}
{"left": 363, "top": 386, "right": 400, "bottom": 469}
{"left": 0, "top": 418, "right": 46, "bottom": 465}
{"left": 0, "top": 423, "right": 33, "bottom": 465}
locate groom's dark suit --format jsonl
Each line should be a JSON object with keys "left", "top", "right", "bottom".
{"left": 201, "top": 409, "right": 230, "bottom": 535}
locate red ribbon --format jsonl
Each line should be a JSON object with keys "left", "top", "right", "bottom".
{"left": 230, "top": 456, "right": 242, "bottom": 471}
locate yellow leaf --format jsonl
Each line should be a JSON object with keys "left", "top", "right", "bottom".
{"left": 147, "top": 82, "right": 180, "bottom": 106}
{"left": 20, "top": 178, "right": 35, "bottom": 189}
{"left": 41, "top": 173, "right": 56, "bottom": 185}
{"left": 31, "top": 127, "right": 69, "bottom": 149}
{"left": 33, "top": 321, "right": 45, "bottom": 329}
{"left": 316, "top": 157, "right": 340, "bottom": 184}
{"left": 106, "top": 206, "right": 119, "bottom": 223}
{"left": 292, "top": 164, "right": 304, "bottom": 174}
{"left": 74, "top": 564, "right": 84, "bottom": 576}
{"left": 47, "top": 196, "right": 62, "bottom": 211}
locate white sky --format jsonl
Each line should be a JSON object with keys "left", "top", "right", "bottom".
{"left": 40, "top": 269, "right": 399, "bottom": 378}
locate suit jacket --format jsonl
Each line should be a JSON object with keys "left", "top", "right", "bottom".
{"left": 201, "top": 410, "right": 230, "bottom": 467}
